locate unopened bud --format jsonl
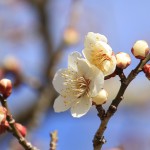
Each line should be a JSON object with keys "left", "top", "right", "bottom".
{"left": 92, "top": 89, "right": 108, "bottom": 105}
{"left": 116, "top": 52, "right": 131, "bottom": 69}
{"left": 132, "top": 40, "right": 149, "bottom": 59}
{"left": 16, "top": 123, "right": 27, "bottom": 137}
{"left": 143, "top": 64, "right": 150, "bottom": 80}
{"left": 0, "top": 79, "right": 12, "bottom": 98}
{"left": 63, "top": 27, "right": 79, "bottom": 45}
{"left": 3, "top": 56, "right": 20, "bottom": 73}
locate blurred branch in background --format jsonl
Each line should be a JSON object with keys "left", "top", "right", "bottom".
{"left": 16, "top": 0, "right": 80, "bottom": 130}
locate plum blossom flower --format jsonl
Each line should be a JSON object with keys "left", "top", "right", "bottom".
{"left": 53, "top": 52, "right": 104, "bottom": 117}
{"left": 83, "top": 32, "right": 116, "bottom": 76}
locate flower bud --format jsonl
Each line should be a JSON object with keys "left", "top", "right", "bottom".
{"left": 15, "top": 123, "right": 27, "bottom": 137}
{"left": 132, "top": 40, "right": 149, "bottom": 59}
{"left": 3, "top": 56, "right": 20, "bottom": 73}
{"left": 116, "top": 52, "right": 131, "bottom": 69}
{"left": 63, "top": 27, "right": 79, "bottom": 45}
{"left": 0, "top": 107, "right": 7, "bottom": 124}
{"left": 143, "top": 64, "right": 150, "bottom": 80}
{"left": 92, "top": 89, "right": 108, "bottom": 105}
{"left": 0, "top": 79, "right": 12, "bottom": 98}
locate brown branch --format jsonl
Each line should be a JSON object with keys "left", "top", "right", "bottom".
{"left": 50, "top": 130, "right": 58, "bottom": 150}
{"left": 93, "top": 54, "right": 150, "bottom": 150}
{"left": 0, "top": 95, "right": 38, "bottom": 150}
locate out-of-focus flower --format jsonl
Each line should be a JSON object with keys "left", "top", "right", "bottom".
{"left": 63, "top": 27, "right": 79, "bottom": 45}
{"left": 53, "top": 52, "right": 104, "bottom": 117}
{"left": 116, "top": 52, "right": 131, "bottom": 69}
{"left": 15, "top": 123, "right": 27, "bottom": 137}
{"left": 131, "top": 40, "right": 149, "bottom": 59}
{"left": 92, "top": 89, "right": 108, "bottom": 105}
{"left": 143, "top": 64, "right": 150, "bottom": 80}
{"left": 0, "top": 79, "right": 12, "bottom": 98}
{"left": 83, "top": 32, "right": 116, "bottom": 76}
{"left": 3, "top": 56, "right": 20, "bottom": 73}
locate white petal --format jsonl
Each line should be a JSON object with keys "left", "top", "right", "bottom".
{"left": 68, "top": 51, "right": 82, "bottom": 71}
{"left": 71, "top": 96, "right": 92, "bottom": 117}
{"left": 90, "top": 69, "right": 104, "bottom": 97}
{"left": 76, "top": 58, "right": 93, "bottom": 78}
{"left": 53, "top": 95, "right": 73, "bottom": 112}
{"left": 103, "top": 55, "right": 116, "bottom": 76}
{"left": 82, "top": 41, "right": 113, "bottom": 71}
{"left": 84, "top": 32, "right": 108, "bottom": 50}
{"left": 52, "top": 68, "right": 68, "bottom": 94}
{"left": 94, "top": 41, "right": 112, "bottom": 56}
{"left": 82, "top": 48, "right": 92, "bottom": 62}
{"left": 76, "top": 58, "right": 104, "bottom": 97}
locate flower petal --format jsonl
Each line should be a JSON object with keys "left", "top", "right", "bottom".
{"left": 53, "top": 95, "right": 73, "bottom": 112}
{"left": 52, "top": 68, "right": 68, "bottom": 94}
{"left": 103, "top": 54, "right": 116, "bottom": 76}
{"left": 84, "top": 32, "right": 108, "bottom": 50}
{"left": 76, "top": 58, "right": 104, "bottom": 97}
{"left": 71, "top": 96, "right": 92, "bottom": 117}
{"left": 68, "top": 51, "right": 82, "bottom": 71}
{"left": 90, "top": 69, "right": 104, "bottom": 97}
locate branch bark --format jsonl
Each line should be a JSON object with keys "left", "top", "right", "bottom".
{"left": 93, "top": 54, "right": 150, "bottom": 150}
{"left": 0, "top": 95, "right": 38, "bottom": 150}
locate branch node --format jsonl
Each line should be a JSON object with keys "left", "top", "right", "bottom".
{"left": 110, "top": 105, "right": 117, "bottom": 111}
{"left": 9, "top": 119, "right": 15, "bottom": 124}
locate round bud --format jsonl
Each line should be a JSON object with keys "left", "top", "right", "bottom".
{"left": 15, "top": 123, "right": 27, "bottom": 137}
{"left": 132, "top": 40, "right": 149, "bottom": 59}
{"left": 116, "top": 52, "right": 131, "bottom": 69}
{"left": 3, "top": 56, "right": 20, "bottom": 73}
{"left": 0, "top": 79, "right": 12, "bottom": 98}
{"left": 143, "top": 64, "right": 150, "bottom": 80}
{"left": 63, "top": 27, "right": 79, "bottom": 45}
{"left": 92, "top": 89, "right": 108, "bottom": 105}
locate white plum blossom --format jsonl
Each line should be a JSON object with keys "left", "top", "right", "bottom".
{"left": 83, "top": 32, "right": 116, "bottom": 76}
{"left": 53, "top": 52, "right": 104, "bottom": 117}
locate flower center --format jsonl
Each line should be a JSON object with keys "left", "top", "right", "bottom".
{"left": 62, "top": 70, "right": 91, "bottom": 98}
{"left": 91, "top": 49, "right": 111, "bottom": 72}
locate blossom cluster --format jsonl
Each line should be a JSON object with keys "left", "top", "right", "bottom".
{"left": 52, "top": 32, "right": 150, "bottom": 117}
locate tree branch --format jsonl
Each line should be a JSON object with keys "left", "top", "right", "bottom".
{"left": 0, "top": 95, "right": 38, "bottom": 150}
{"left": 93, "top": 54, "right": 150, "bottom": 150}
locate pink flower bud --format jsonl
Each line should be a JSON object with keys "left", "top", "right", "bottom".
{"left": 116, "top": 52, "right": 131, "bottom": 69}
{"left": 143, "top": 64, "right": 150, "bottom": 80}
{"left": 15, "top": 123, "right": 27, "bottom": 137}
{"left": 132, "top": 40, "right": 149, "bottom": 59}
{"left": 0, "top": 79, "right": 12, "bottom": 98}
{"left": 92, "top": 89, "right": 108, "bottom": 105}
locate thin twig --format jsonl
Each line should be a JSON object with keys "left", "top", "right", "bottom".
{"left": 93, "top": 54, "right": 150, "bottom": 150}
{"left": 0, "top": 95, "right": 38, "bottom": 150}
{"left": 50, "top": 130, "right": 58, "bottom": 150}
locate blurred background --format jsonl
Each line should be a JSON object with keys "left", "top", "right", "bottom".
{"left": 0, "top": 0, "right": 149, "bottom": 150}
